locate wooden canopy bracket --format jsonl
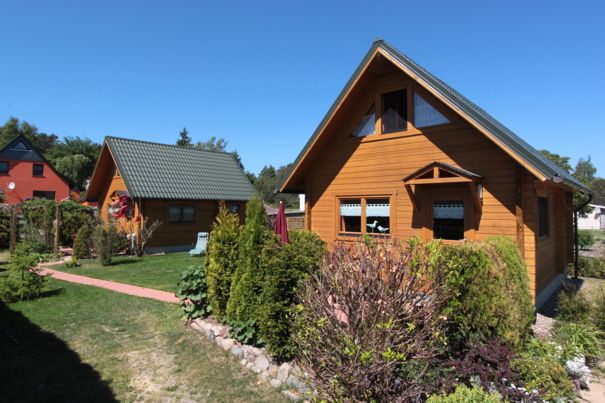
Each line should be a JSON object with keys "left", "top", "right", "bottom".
{"left": 469, "top": 182, "right": 483, "bottom": 214}
{"left": 405, "top": 184, "right": 418, "bottom": 210}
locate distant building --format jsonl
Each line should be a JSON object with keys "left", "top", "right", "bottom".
{"left": 578, "top": 204, "right": 605, "bottom": 230}
{"left": 0, "top": 135, "right": 81, "bottom": 204}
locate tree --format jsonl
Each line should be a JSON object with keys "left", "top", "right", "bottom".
{"left": 0, "top": 117, "right": 58, "bottom": 153}
{"left": 540, "top": 149, "right": 572, "bottom": 173}
{"left": 54, "top": 154, "right": 92, "bottom": 185}
{"left": 176, "top": 127, "right": 192, "bottom": 147}
{"left": 592, "top": 178, "right": 605, "bottom": 205}
{"left": 252, "top": 163, "right": 298, "bottom": 207}
{"left": 574, "top": 157, "right": 597, "bottom": 216}
{"left": 195, "top": 136, "right": 228, "bottom": 152}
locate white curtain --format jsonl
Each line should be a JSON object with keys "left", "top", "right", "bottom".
{"left": 366, "top": 203, "right": 390, "bottom": 217}
{"left": 340, "top": 203, "right": 361, "bottom": 216}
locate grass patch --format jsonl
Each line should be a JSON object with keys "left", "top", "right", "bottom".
{"left": 59, "top": 253, "right": 199, "bottom": 292}
{"left": 0, "top": 278, "right": 285, "bottom": 402}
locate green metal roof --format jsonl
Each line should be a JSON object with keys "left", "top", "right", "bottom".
{"left": 281, "top": 40, "right": 591, "bottom": 194}
{"left": 106, "top": 136, "right": 255, "bottom": 201}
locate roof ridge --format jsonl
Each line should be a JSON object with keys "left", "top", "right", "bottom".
{"left": 105, "top": 135, "right": 235, "bottom": 156}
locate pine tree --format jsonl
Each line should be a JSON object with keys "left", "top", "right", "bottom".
{"left": 176, "top": 127, "right": 192, "bottom": 147}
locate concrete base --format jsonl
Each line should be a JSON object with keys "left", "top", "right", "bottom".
{"left": 535, "top": 269, "right": 567, "bottom": 309}
{"left": 144, "top": 245, "right": 194, "bottom": 254}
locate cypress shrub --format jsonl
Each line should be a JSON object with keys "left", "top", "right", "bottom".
{"left": 258, "top": 230, "right": 326, "bottom": 360}
{"left": 72, "top": 224, "right": 93, "bottom": 259}
{"left": 441, "top": 237, "right": 534, "bottom": 348}
{"left": 226, "top": 198, "right": 272, "bottom": 323}
{"left": 206, "top": 203, "right": 241, "bottom": 320}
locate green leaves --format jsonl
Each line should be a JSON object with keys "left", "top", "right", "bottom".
{"left": 176, "top": 264, "right": 211, "bottom": 320}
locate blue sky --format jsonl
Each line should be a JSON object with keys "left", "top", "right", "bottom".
{"left": 1, "top": 0, "right": 603, "bottom": 175}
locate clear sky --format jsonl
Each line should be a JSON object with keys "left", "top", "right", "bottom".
{"left": 1, "top": 0, "right": 603, "bottom": 175}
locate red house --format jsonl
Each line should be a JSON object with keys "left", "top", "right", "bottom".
{"left": 0, "top": 135, "right": 81, "bottom": 205}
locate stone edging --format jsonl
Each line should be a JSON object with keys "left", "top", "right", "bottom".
{"left": 188, "top": 318, "right": 310, "bottom": 401}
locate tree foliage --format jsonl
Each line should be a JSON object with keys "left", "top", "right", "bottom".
{"left": 176, "top": 127, "right": 192, "bottom": 147}
{"left": 248, "top": 163, "right": 298, "bottom": 207}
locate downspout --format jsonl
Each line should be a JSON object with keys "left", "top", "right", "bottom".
{"left": 574, "top": 193, "right": 593, "bottom": 279}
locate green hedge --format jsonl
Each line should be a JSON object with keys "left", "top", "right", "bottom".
{"left": 441, "top": 237, "right": 534, "bottom": 348}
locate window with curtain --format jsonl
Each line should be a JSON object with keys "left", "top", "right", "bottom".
{"left": 414, "top": 93, "right": 449, "bottom": 128}
{"left": 382, "top": 89, "right": 407, "bottom": 133}
{"left": 538, "top": 197, "right": 550, "bottom": 238}
{"left": 352, "top": 105, "right": 375, "bottom": 137}
{"left": 433, "top": 200, "right": 464, "bottom": 240}
{"left": 366, "top": 198, "right": 390, "bottom": 234}
{"left": 339, "top": 199, "right": 361, "bottom": 233}
{"left": 168, "top": 205, "right": 196, "bottom": 223}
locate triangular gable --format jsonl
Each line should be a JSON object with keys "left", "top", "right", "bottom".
{"left": 280, "top": 40, "right": 590, "bottom": 195}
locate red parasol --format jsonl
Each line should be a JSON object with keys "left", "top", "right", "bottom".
{"left": 273, "top": 201, "right": 289, "bottom": 243}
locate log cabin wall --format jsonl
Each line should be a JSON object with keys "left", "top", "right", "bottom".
{"left": 300, "top": 63, "right": 555, "bottom": 301}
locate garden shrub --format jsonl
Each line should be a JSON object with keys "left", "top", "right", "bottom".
{"left": 21, "top": 199, "right": 55, "bottom": 246}
{"left": 226, "top": 198, "right": 273, "bottom": 323}
{"left": 72, "top": 224, "right": 93, "bottom": 259}
{"left": 13, "top": 239, "right": 52, "bottom": 255}
{"left": 257, "top": 230, "right": 326, "bottom": 360}
{"left": 578, "top": 229, "right": 596, "bottom": 250}
{"left": 556, "top": 285, "right": 592, "bottom": 323}
{"left": 176, "top": 264, "right": 211, "bottom": 320}
{"left": 206, "top": 203, "right": 241, "bottom": 320}
{"left": 293, "top": 240, "right": 450, "bottom": 402}
{"left": 441, "top": 237, "right": 534, "bottom": 349}
{"left": 552, "top": 321, "right": 604, "bottom": 365}
{"left": 592, "top": 287, "right": 605, "bottom": 332}
{"left": 226, "top": 318, "right": 259, "bottom": 345}
{"left": 0, "top": 205, "right": 11, "bottom": 248}
{"left": 426, "top": 384, "right": 501, "bottom": 403}
{"left": 511, "top": 338, "right": 575, "bottom": 401}
{"left": 92, "top": 219, "right": 121, "bottom": 266}
{"left": 0, "top": 249, "right": 45, "bottom": 302}
{"left": 59, "top": 200, "right": 94, "bottom": 246}
{"left": 578, "top": 256, "right": 605, "bottom": 279}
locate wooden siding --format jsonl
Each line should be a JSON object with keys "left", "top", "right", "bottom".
{"left": 297, "top": 64, "right": 574, "bottom": 301}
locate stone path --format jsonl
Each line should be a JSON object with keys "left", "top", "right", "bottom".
{"left": 38, "top": 262, "right": 179, "bottom": 304}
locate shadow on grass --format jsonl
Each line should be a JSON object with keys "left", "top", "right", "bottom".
{"left": 38, "top": 288, "right": 65, "bottom": 299}
{"left": 0, "top": 301, "right": 117, "bottom": 402}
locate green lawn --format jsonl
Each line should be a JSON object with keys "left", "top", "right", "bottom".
{"left": 0, "top": 279, "right": 284, "bottom": 402}
{"left": 59, "top": 253, "right": 199, "bottom": 292}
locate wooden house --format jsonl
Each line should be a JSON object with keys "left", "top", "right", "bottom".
{"left": 280, "top": 40, "right": 592, "bottom": 307}
{"left": 0, "top": 135, "right": 81, "bottom": 204}
{"left": 86, "top": 137, "right": 254, "bottom": 252}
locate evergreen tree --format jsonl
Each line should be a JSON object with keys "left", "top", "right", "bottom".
{"left": 176, "top": 127, "right": 192, "bottom": 147}
{"left": 226, "top": 198, "right": 273, "bottom": 322}
{"left": 206, "top": 203, "right": 241, "bottom": 320}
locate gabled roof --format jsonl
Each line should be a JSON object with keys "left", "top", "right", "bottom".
{"left": 0, "top": 135, "right": 82, "bottom": 190}
{"left": 280, "top": 39, "right": 591, "bottom": 194}
{"left": 89, "top": 136, "right": 255, "bottom": 201}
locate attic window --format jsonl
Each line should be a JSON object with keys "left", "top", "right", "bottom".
{"left": 352, "top": 105, "right": 375, "bottom": 137}
{"left": 11, "top": 142, "right": 29, "bottom": 151}
{"left": 382, "top": 89, "right": 407, "bottom": 133}
{"left": 414, "top": 93, "right": 449, "bottom": 128}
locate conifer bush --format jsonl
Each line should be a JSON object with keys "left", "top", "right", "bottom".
{"left": 441, "top": 237, "right": 534, "bottom": 348}
{"left": 206, "top": 203, "right": 241, "bottom": 320}
{"left": 72, "top": 224, "right": 93, "bottom": 259}
{"left": 257, "top": 230, "right": 326, "bottom": 360}
{"left": 0, "top": 245, "right": 46, "bottom": 302}
{"left": 226, "top": 198, "right": 272, "bottom": 323}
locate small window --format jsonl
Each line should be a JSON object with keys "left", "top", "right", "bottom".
{"left": 228, "top": 203, "right": 240, "bottom": 214}
{"left": 366, "top": 198, "right": 390, "bottom": 234}
{"left": 414, "top": 93, "right": 449, "bottom": 128}
{"left": 0, "top": 161, "right": 8, "bottom": 174}
{"left": 182, "top": 206, "right": 196, "bottom": 223}
{"left": 339, "top": 199, "right": 361, "bottom": 233}
{"left": 538, "top": 197, "right": 550, "bottom": 238}
{"left": 168, "top": 205, "right": 196, "bottom": 223}
{"left": 33, "top": 163, "right": 44, "bottom": 176}
{"left": 33, "top": 191, "right": 55, "bottom": 200}
{"left": 381, "top": 89, "right": 407, "bottom": 134}
{"left": 433, "top": 200, "right": 464, "bottom": 240}
{"left": 352, "top": 105, "right": 375, "bottom": 137}
{"left": 11, "top": 141, "right": 29, "bottom": 151}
